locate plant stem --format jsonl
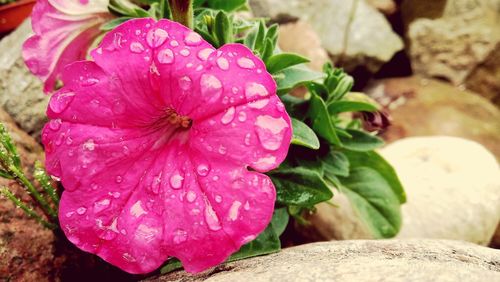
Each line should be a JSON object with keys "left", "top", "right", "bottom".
{"left": 9, "top": 165, "right": 58, "bottom": 220}
{"left": 1, "top": 187, "right": 56, "bottom": 230}
{"left": 34, "top": 162, "right": 60, "bottom": 206}
{"left": 168, "top": 0, "right": 194, "bottom": 28}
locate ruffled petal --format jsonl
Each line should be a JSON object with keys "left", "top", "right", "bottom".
{"left": 22, "top": 0, "right": 111, "bottom": 93}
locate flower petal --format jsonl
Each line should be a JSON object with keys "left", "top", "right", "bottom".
{"left": 22, "top": 0, "right": 111, "bottom": 93}
{"left": 43, "top": 18, "right": 291, "bottom": 274}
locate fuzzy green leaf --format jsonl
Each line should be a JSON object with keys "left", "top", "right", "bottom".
{"left": 266, "top": 53, "right": 310, "bottom": 74}
{"left": 339, "top": 167, "right": 402, "bottom": 238}
{"left": 207, "top": 0, "right": 246, "bottom": 12}
{"left": 214, "top": 11, "right": 233, "bottom": 45}
{"left": 308, "top": 93, "right": 341, "bottom": 146}
{"left": 322, "top": 151, "right": 350, "bottom": 177}
{"left": 291, "top": 118, "right": 320, "bottom": 150}
{"left": 339, "top": 129, "right": 384, "bottom": 152}
{"left": 328, "top": 101, "right": 377, "bottom": 115}
{"left": 270, "top": 167, "right": 333, "bottom": 207}
{"left": 343, "top": 150, "right": 406, "bottom": 203}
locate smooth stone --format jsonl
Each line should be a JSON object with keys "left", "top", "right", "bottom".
{"left": 147, "top": 239, "right": 500, "bottom": 282}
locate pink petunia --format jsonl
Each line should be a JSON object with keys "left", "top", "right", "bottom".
{"left": 23, "top": 0, "right": 112, "bottom": 93}
{"left": 42, "top": 18, "right": 292, "bottom": 274}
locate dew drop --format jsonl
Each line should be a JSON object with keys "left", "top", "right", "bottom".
{"left": 49, "top": 119, "right": 62, "bottom": 131}
{"left": 217, "top": 57, "right": 229, "bottom": 70}
{"left": 81, "top": 77, "right": 99, "bottom": 87}
{"left": 129, "top": 41, "right": 145, "bottom": 53}
{"left": 170, "top": 173, "right": 184, "bottom": 189}
{"left": 215, "top": 195, "right": 222, "bottom": 203}
{"left": 221, "top": 107, "right": 235, "bottom": 125}
{"left": 255, "top": 115, "right": 289, "bottom": 151}
{"left": 146, "top": 28, "right": 168, "bottom": 47}
{"left": 244, "top": 201, "right": 250, "bottom": 210}
{"left": 77, "top": 207, "right": 87, "bottom": 215}
{"left": 248, "top": 98, "right": 270, "bottom": 109}
{"left": 245, "top": 82, "right": 269, "bottom": 100}
{"left": 49, "top": 91, "right": 75, "bottom": 113}
{"left": 200, "top": 74, "right": 222, "bottom": 102}
{"left": 178, "top": 76, "right": 192, "bottom": 91}
{"left": 83, "top": 139, "right": 95, "bottom": 151}
{"left": 196, "top": 164, "right": 210, "bottom": 176}
{"left": 253, "top": 156, "right": 277, "bottom": 171}
{"left": 130, "top": 201, "right": 147, "bottom": 217}
{"left": 66, "top": 136, "right": 73, "bottom": 145}
{"left": 186, "top": 191, "right": 197, "bottom": 203}
{"left": 237, "top": 57, "right": 255, "bottom": 69}
{"left": 173, "top": 229, "right": 188, "bottom": 244}
{"left": 94, "top": 198, "right": 111, "bottom": 213}
{"left": 185, "top": 32, "right": 202, "bottom": 46}
{"left": 228, "top": 201, "right": 242, "bottom": 221}
{"left": 157, "top": 49, "right": 174, "bottom": 64}
{"left": 170, "top": 40, "right": 179, "bottom": 47}
{"left": 238, "top": 111, "right": 247, "bottom": 122}
{"left": 218, "top": 145, "right": 227, "bottom": 155}
{"left": 244, "top": 133, "right": 252, "bottom": 146}
{"left": 197, "top": 48, "right": 213, "bottom": 61}
{"left": 115, "top": 175, "right": 123, "bottom": 183}
{"left": 179, "top": 48, "right": 190, "bottom": 56}
{"left": 109, "top": 191, "right": 121, "bottom": 198}
{"left": 204, "top": 204, "right": 221, "bottom": 231}
{"left": 151, "top": 174, "right": 162, "bottom": 194}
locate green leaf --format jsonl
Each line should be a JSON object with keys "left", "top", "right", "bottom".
{"left": 330, "top": 75, "right": 354, "bottom": 101}
{"left": 270, "top": 167, "right": 333, "bottom": 207}
{"left": 339, "top": 167, "right": 402, "bottom": 238}
{"left": 0, "top": 169, "right": 13, "bottom": 179}
{"left": 266, "top": 53, "right": 310, "bottom": 74}
{"left": 321, "top": 151, "right": 350, "bottom": 177}
{"left": 160, "top": 207, "right": 287, "bottom": 274}
{"left": 100, "top": 17, "right": 133, "bottom": 31}
{"left": 343, "top": 150, "right": 406, "bottom": 203}
{"left": 308, "top": 93, "right": 341, "bottom": 146}
{"left": 291, "top": 118, "right": 320, "bottom": 150}
{"left": 207, "top": 0, "right": 246, "bottom": 12}
{"left": 328, "top": 101, "right": 378, "bottom": 115}
{"left": 214, "top": 11, "right": 233, "bottom": 46}
{"left": 339, "top": 129, "right": 384, "bottom": 152}
{"left": 274, "top": 67, "right": 325, "bottom": 95}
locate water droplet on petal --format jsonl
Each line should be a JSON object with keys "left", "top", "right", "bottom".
{"left": 94, "top": 198, "right": 111, "bottom": 213}
{"left": 221, "top": 106, "right": 235, "bottom": 125}
{"left": 238, "top": 111, "right": 247, "bottom": 122}
{"left": 245, "top": 82, "right": 269, "bottom": 100}
{"left": 228, "top": 201, "right": 242, "bottom": 221}
{"left": 217, "top": 57, "right": 229, "bottom": 70}
{"left": 255, "top": 115, "right": 289, "bottom": 151}
{"left": 170, "top": 172, "right": 184, "bottom": 189}
{"left": 49, "top": 91, "right": 75, "bottom": 113}
{"left": 173, "top": 229, "right": 188, "bottom": 244}
{"left": 115, "top": 175, "right": 123, "bottom": 183}
{"left": 200, "top": 74, "right": 222, "bottom": 102}
{"left": 204, "top": 204, "right": 221, "bottom": 231}
{"left": 244, "top": 133, "right": 252, "bottom": 146}
{"left": 130, "top": 41, "right": 145, "bottom": 53}
{"left": 49, "top": 119, "right": 62, "bottom": 131}
{"left": 253, "top": 156, "right": 277, "bottom": 171}
{"left": 146, "top": 28, "right": 169, "bottom": 47}
{"left": 197, "top": 48, "right": 213, "bottom": 61}
{"left": 196, "top": 164, "right": 210, "bottom": 176}
{"left": 170, "top": 40, "right": 179, "bottom": 47}
{"left": 218, "top": 145, "right": 227, "bottom": 155}
{"left": 77, "top": 207, "right": 87, "bottom": 215}
{"left": 179, "top": 48, "right": 190, "bottom": 56}
{"left": 248, "top": 98, "right": 270, "bottom": 109}
{"left": 130, "top": 201, "right": 147, "bottom": 217}
{"left": 66, "top": 136, "right": 73, "bottom": 145}
{"left": 215, "top": 195, "right": 222, "bottom": 203}
{"left": 81, "top": 77, "right": 99, "bottom": 87}
{"left": 157, "top": 49, "right": 174, "bottom": 64}
{"left": 122, "top": 253, "right": 136, "bottom": 262}
{"left": 83, "top": 139, "right": 95, "bottom": 151}
{"left": 244, "top": 201, "right": 250, "bottom": 210}
{"left": 185, "top": 32, "right": 202, "bottom": 46}
{"left": 237, "top": 57, "right": 255, "bottom": 69}
{"left": 179, "top": 76, "right": 192, "bottom": 91}
{"left": 186, "top": 191, "right": 197, "bottom": 203}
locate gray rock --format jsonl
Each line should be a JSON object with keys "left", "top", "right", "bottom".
{"left": 148, "top": 239, "right": 500, "bottom": 282}
{"left": 0, "top": 20, "right": 48, "bottom": 140}
{"left": 249, "top": 0, "right": 403, "bottom": 72}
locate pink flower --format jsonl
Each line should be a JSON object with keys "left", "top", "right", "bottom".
{"left": 42, "top": 18, "right": 292, "bottom": 274}
{"left": 23, "top": 0, "right": 112, "bottom": 93}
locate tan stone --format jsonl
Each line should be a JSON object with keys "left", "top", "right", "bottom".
{"left": 278, "top": 20, "right": 330, "bottom": 72}
{"left": 147, "top": 240, "right": 500, "bottom": 282}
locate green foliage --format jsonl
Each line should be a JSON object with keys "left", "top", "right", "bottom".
{"left": 291, "top": 119, "right": 320, "bottom": 150}
{"left": 0, "top": 123, "right": 59, "bottom": 230}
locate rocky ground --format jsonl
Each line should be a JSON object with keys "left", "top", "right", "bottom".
{"left": 0, "top": 0, "right": 499, "bottom": 281}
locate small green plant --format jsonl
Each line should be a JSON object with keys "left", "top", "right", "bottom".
{"left": 0, "top": 123, "right": 59, "bottom": 230}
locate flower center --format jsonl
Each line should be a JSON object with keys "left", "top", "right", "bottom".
{"left": 165, "top": 108, "right": 192, "bottom": 129}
